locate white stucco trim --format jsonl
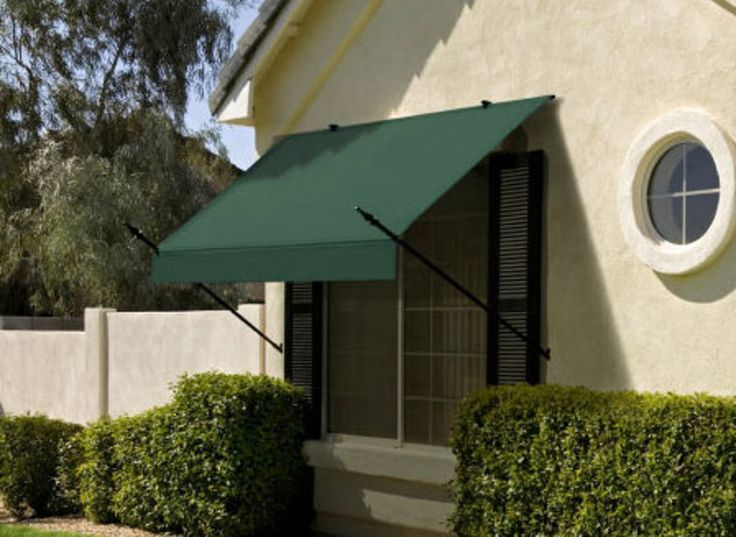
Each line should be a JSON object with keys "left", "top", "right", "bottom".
{"left": 620, "top": 109, "right": 736, "bottom": 274}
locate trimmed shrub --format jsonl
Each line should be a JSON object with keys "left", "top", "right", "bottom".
{"left": 451, "top": 385, "right": 736, "bottom": 536}
{"left": 111, "top": 408, "right": 173, "bottom": 532}
{"left": 79, "top": 372, "right": 307, "bottom": 536}
{"left": 78, "top": 421, "right": 117, "bottom": 523}
{"left": 54, "top": 431, "right": 84, "bottom": 514}
{"left": 0, "top": 415, "right": 83, "bottom": 518}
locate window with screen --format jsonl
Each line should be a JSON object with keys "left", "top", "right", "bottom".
{"left": 326, "top": 163, "right": 489, "bottom": 445}
{"left": 403, "top": 164, "right": 489, "bottom": 445}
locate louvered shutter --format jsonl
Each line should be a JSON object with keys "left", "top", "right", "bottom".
{"left": 285, "top": 282, "right": 323, "bottom": 438}
{"left": 487, "top": 151, "right": 544, "bottom": 385}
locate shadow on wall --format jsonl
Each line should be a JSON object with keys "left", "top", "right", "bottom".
{"left": 291, "top": 0, "right": 477, "bottom": 133}
{"left": 656, "top": 236, "right": 736, "bottom": 303}
{"left": 712, "top": 0, "right": 736, "bottom": 17}
{"left": 535, "top": 101, "right": 632, "bottom": 391}
{"left": 0, "top": 402, "right": 4, "bottom": 418}
{"left": 311, "top": 465, "right": 451, "bottom": 535}
{"left": 307, "top": 103, "right": 635, "bottom": 536}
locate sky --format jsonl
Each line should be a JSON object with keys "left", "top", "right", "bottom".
{"left": 184, "top": 6, "right": 261, "bottom": 171}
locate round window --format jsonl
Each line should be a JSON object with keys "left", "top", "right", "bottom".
{"left": 620, "top": 110, "right": 736, "bottom": 275}
{"left": 646, "top": 142, "right": 720, "bottom": 244}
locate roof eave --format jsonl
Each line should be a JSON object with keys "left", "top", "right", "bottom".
{"left": 208, "top": 0, "right": 291, "bottom": 117}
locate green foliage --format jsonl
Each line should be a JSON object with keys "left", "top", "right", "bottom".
{"left": 23, "top": 111, "right": 243, "bottom": 315}
{"left": 0, "top": 0, "right": 253, "bottom": 316}
{"left": 77, "top": 421, "right": 117, "bottom": 524}
{"left": 54, "top": 431, "right": 84, "bottom": 515}
{"left": 451, "top": 385, "right": 736, "bottom": 536}
{"left": 0, "top": 416, "right": 83, "bottom": 518}
{"left": 79, "top": 373, "right": 308, "bottom": 536}
{"left": 0, "top": 525, "right": 93, "bottom": 537}
{"left": 0, "top": 0, "right": 240, "bottom": 131}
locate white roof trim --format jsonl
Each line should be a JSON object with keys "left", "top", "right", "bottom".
{"left": 210, "top": 0, "right": 312, "bottom": 124}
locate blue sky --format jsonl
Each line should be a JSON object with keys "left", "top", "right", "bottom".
{"left": 184, "top": 6, "right": 261, "bottom": 171}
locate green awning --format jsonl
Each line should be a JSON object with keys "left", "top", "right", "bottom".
{"left": 151, "top": 95, "right": 553, "bottom": 283}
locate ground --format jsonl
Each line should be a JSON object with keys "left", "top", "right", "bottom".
{"left": 0, "top": 525, "right": 95, "bottom": 536}
{"left": 0, "top": 503, "right": 156, "bottom": 537}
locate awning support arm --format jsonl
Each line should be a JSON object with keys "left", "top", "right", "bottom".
{"left": 355, "top": 207, "right": 551, "bottom": 361}
{"left": 125, "top": 223, "right": 284, "bottom": 354}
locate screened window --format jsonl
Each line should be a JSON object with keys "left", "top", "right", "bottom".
{"left": 403, "top": 166, "right": 488, "bottom": 445}
{"left": 647, "top": 142, "right": 720, "bottom": 244}
{"left": 327, "top": 281, "right": 397, "bottom": 438}
{"left": 327, "top": 164, "right": 488, "bottom": 445}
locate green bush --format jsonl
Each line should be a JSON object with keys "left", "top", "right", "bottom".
{"left": 111, "top": 408, "right": 173, "bottom": 532}
{"left": 451, "top": 385, "right": 736, "bottom": 536}
{"left": 79, "top": 373, "right": 307, "bottom": 536}
{"left": 78, "top": 421, "right": 117, "bottom": 523}
{"left": 0, "top": 415, "right": 83, "bottom": 518}
{"left": 54, "top": 431, "right": 84, "bottom": 515}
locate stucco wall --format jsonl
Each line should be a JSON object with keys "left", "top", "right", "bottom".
{"left": 251, "top": 0, "right": 736, "bottom": 395}
{"left": 226, "top": 2, "right": 736, "bottom": 534}
{"left": 0, "top": 330, "right": 87, "bottom": 423}
{"left": 106, "top": 306, "right": 264, "bottom": 417}
{"left": 0, "top": 306, "right": 266, "bottom": 423}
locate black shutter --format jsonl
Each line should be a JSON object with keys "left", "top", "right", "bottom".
{"left": 488, "top": 151, "right": 544, "bottom": 385}
{"left": 285, "top": 282, "right": 323, "bottom": 438}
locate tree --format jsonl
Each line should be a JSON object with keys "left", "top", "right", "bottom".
{"left": 0, "top": 0, "right": 254, "bottom": 316}
{"left": 24, "top": 111, "right": 244, "bottom": 315}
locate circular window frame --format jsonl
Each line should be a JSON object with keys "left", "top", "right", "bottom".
{"left": 620, "top": 110, "right": 736, "bottom": 274}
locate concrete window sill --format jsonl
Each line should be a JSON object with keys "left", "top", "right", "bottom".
{"left": 304, "top": 438, "right": 456, "bottom": 485}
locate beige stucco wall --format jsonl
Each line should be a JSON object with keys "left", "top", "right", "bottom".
{"left": 236, "top": 2, "right": 736, "bottom": 533}
{"left": 0, "top": 330, "right": 87, "bottom": 423}
{"left": 0, "top": 306, "right": 265, "bottom": 423}
{"left": 106, "top": 306, "right": 263, "bottom": 417}
{"left": 250, "top": 0, "right": 736, "bottom": 396}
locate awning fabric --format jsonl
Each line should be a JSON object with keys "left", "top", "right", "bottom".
{"left": 151, "top": 95, "right": 553, "bottom": 283}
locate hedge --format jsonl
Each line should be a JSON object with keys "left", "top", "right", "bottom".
{"left": 0, "top": 415, "right": 83, "bottom": 518}
{"left": 450, "top": 385, "right": 736, "bottom": 536}
{"left": 79, "top": 372, "right": 307, "bottom": 536}
{"left": 78, "top": 420, "right": 117, "bottom": 523}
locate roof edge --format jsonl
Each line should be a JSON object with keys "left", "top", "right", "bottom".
{"left": 209, "top": 0, "right": 291, "bottom": 116}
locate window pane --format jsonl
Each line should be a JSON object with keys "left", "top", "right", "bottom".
{"left": 648, "top": 196, "right": 684, "bottom": 243}
{"left": 685, "top": 143, "right": 719, "bottom": 191}
{"left": 432, "top": 311, "right": 486, "bottom": 354}
{"left": 404, "top": 311, "right": 431, "bottom": 353}
{"left": 649, "top": 144, "right": 684, "bottom": 196}
{"left": 432, "top": 354, "right": 486, "bottom": 399}
{"left": 404, "top": 399, "right": 430, "bottom": 444}
{"left": 404, "top": 354, "right": 431, "bottom": 397}
{"left": 431, "top": 401, "right": 459, "bottom": 446}
{"left": 404, "top": 220, "right": 432, "bottom": 309}
{"left": 686, "top": 193, "right": 719, "bottom": 243}
{"left": 328, "top": 281, "right": 397, "bottom": 438}
{"left": 403, "top": 165, "right": 488, "bottom": 446}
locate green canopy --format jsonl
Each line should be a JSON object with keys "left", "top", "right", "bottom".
{"left": 151, "top": 95, "right": 553, "bottom": 283}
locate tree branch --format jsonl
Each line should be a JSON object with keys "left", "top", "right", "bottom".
{"left": 94, "top": 40, "right": 125, "bottom": 127}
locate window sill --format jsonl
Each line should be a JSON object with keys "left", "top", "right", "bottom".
{"left": 304, "top": 436, "right": 456, "bottom": 486}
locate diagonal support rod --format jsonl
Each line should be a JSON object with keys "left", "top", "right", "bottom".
{"left": 124, "top": 223, "right": 283, "bottom": 354}
{"left": 355, "top": 207, "right": 551, "bottom": 361}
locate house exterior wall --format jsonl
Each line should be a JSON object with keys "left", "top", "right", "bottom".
{"left": 239, "top": 1, "right": 736, "bottom": 534}
{"left": 253, "top": 0, "right": 736, "bottom": 395}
